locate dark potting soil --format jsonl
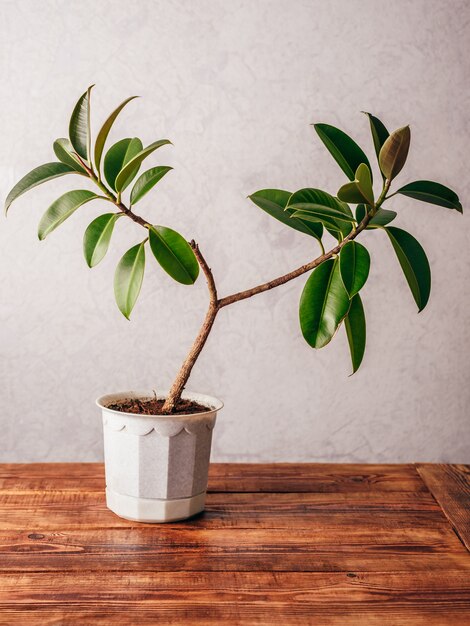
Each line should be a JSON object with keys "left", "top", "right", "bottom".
{"left": 106, "top": 396, "right": 209, "bottom": 416}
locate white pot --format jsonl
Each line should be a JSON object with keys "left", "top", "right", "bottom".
{"left": 96, "top": 390, "right": 223, "bottom": 523}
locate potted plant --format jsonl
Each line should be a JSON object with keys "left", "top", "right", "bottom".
{"left": 5, "top": 88, "right": 463, "bottom": 522}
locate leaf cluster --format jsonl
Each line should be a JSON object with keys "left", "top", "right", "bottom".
{"left": 249, "top": 113, "right": 462, "bottom": 373}
{"left": 5, "top": 87, "right": 199, "bottom": 320}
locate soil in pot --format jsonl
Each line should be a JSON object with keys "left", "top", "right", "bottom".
{"left": 106, "top": 396, "right": 209, "bottom": 416}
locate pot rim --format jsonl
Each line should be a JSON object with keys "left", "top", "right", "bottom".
{"left": 96, "top": 389, "right": 223, "bottom": 420}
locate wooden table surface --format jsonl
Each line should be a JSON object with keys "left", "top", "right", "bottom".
{"left": 0, "top": 463, "right": 469, "bottom": 625}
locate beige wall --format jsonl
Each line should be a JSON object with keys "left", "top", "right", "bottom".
{"left": 0, "top": 0, "right": 469, "bottom": 462}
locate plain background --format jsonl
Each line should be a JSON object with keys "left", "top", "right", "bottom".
{"left": 0, "top": 0, "right": 469, "bottom": 462}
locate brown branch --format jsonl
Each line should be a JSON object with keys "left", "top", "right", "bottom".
{"left": 191, "top": 240, "right": 218, "bottom": 305}
{"left": 218, "top": 215, "right": 371, "bottom": 308}
{"left": 162, "top": 243, "right": 220, "bottom": 413}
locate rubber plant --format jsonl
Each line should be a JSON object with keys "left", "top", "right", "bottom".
{"left": 5, "top": 89, "right": 463, "bottom": 413}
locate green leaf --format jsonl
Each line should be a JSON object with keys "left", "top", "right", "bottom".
{"left": 288, "top": 188, "right": 354, "bottom": 220}
{"left": 104, "top": 138, "right": 143, "bottom": 192}
{"left": 148, "top": 226, "right": 199, "bottom": 285}
{"left": 83, "top": 213, "right": 122, "bottom": 268}
{"left": 5, "top": 162, "right": 76, "bottom": 214}
{"left": 289, "top": 188, "right": 354, "bottom": 239}
{"left": 53, "top": 138, "right": 88, "bottom": 174}
{"left": 356, "top": 205, "right": 397, "bottom": 227}
{"left": 299, "top": 258, "right": 350, "bottom": 349}
{"left": 324, "top": 222, "right": 352, "bottom": 240}
{"left": 114, "top": 241, "right": 146, "bottom": 319}
{"left": 289, "top": 189, "right": 354, "bottom": 242}
{"left": 94, "top": 96, "right": 139, "bottom": 174}
{"left": 115, "top": 139, "right": 172, "bottom": 193}
{"left": 355, "top": 204, "right": 367, "bottom": 224}
{"left": 130, "top": 166, "right": 173, "bottom": 205}
{"left": 38, "top": 190, "right": 100, "bottom": 240}
{"left": 314, "top": 123, "right": 372, "bottom": 182}
{"left": 290, "top": 210, "right": 348, "bottom": 232}
{"left": 289, "top": 204, "right": 354, "bottom": 223}
{"left": 385, "top": 226, "right": 431, "bottom": 312}
{"left": 362, "top": 112, "right": 389, "bottom": 160}
{"left": 355, "top": 163, "right": 374, "bottom": 205}
{"left": 379, "top": 125, "right": 410, "bottom": 181}
{"left": 338, "top": 163, "right": 375, "bottom": 206}
{"left": 345, "top": 293, "right": 366, "bottom": 374}
{"left": 395, "top": 180, "right": 463, "bottom": 213}
{"left": 248, "top": 189, "right": 323, "bottom": 241}
{"left": 339, "top": 241, "right": 370, "bottom": 297}
{"left": 69, "top": 85, "right": 94, "bottom": 162}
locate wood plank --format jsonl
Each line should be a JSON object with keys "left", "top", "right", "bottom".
{"left": 0, "top": 463, "right": 427, "bottom": 493}
{"left": 0, "top": 490, "right": 448, "bottom": 530}
{"left": 1, "top": 610, "right": 468, "bottom": 626}
{"left": 0, "top": 571, "right": 469, "bottom": 625}
{"left": 417, "top": 464, "right": 470, "bottom": 551}
{"left": 0, "top": 520, "right": 466, "bottom": 573}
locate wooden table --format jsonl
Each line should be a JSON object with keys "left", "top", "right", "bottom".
{"left": 0, "top": 463, "right": 469, "bottom": 624}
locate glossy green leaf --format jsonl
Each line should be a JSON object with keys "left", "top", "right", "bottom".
{"left": 345, "top": 293, "right": 366, "bottom": 374}
{"left": 289, "top": 187, "right": 354, "bottom": 238}
{"left": 291, "top": 211, "right": 353, "bottom": 240}
{"left": 38, "top": 190, "right": 100, "bottom": 240}
{"left": 339, "top": 241, "right": 370, "bottom": 297}
{"left": 324, "top": 221, "right": 353, "bottom": 240}
{"left": 395, "top": 180, "right": 463, "bottom": 213}
{"left": 299, "top": 258, "right": 350, "bottom": 349}
{"left": 379, "top": 126, "right": 410, "bottom": 180}
{"left": 104, "top": 138, "right": 143, "bottom": 191}
{"left": 114, "top": 241, "right": 146, "bottom": 319}
{"left": 289, "top": 204, "right": 354, "bottom": 223}
{"left": 288, "top": 188, "right": 354, "bottom": 220}
{"left": 83, "top": 213, "right": 122, "bottom": 268}
{"left": 337, "top": 182, "right": 364, "bottom": 205}
{"left": 385, "top": 226, "right": 431, "bottom": 312}
{"left": 5, "top": 162, "right": 76, "bottom": 214}
{"left": 314, "top": 123, "right": 372, "bottom": 182}
{"left": 355, "top": 204, "right": 368, "bottom": 223}
{"left": 338, "top": 163, "right": 375, "bottom": 206}
{"left": 94, "top": 96, "right": 139, "bottom": 174}
{"left": 356, "top": 205, "right": 397, "bottom": 227}
{"left": 53, "top": 138, "right": 88, "bottom": 174}
{"left": 69, "top": 85, "right": 94, "bottom": 161}
{"left": 115, "top": 139, "right": 172, "bottom": 192}
{"left": 248, "top": 189, "right": 323, "bottom": 241}
{"left": 363, "top": 112, "right": 389, "bottom": 160}
{"left": 148, "top": 226, "right": 199, "bottom": 285}
{"left": 130, "top": 166, "right": 173, "bottom": 205}
{"left": 290, "top": 210, "right": 348, "bottom": 232}
{"left": 356, "top": 163, "right": 374, "bottom": 205}
{"left": 288, "top": 188, "right": 355, "bottom": 241}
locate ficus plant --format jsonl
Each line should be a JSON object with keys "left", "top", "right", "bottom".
{"left": 5, "top": 88, "right": 463, "bottom": 413}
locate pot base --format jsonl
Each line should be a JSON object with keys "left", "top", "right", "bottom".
{"left": 106, "top": 488, "right": 206, "bottom": 523}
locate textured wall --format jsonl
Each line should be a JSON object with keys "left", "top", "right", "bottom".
{"left": 0, "top": 0, "right": 469, "bottom": 462}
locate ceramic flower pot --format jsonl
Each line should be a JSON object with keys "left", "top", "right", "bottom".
{"left": 96, "top": 390, "right": 223, "bottom": 523}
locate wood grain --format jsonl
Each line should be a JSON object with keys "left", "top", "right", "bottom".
{"left": 0, "top": 571, "right": 470, "bottom": 626}
{"left": 417, "top": 464, "right": 470, "bottom": 550}
{"left": 0, "top": 571, "right": 469, "bottom": 625}
{"left": 0, "top": 462, "right": 426, "bottom": 492}
{"left": 0, "top": 462, "right": 468, "bottom": 624}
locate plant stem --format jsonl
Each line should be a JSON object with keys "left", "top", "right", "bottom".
{"left": 218, "top": 211, "right": 371, "bottom": 308}
{"left": 162, "top": 242, "right": 219, "bottom": 413}
{"left": 83, "top": 157, "right": 389, "bottom": 412}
